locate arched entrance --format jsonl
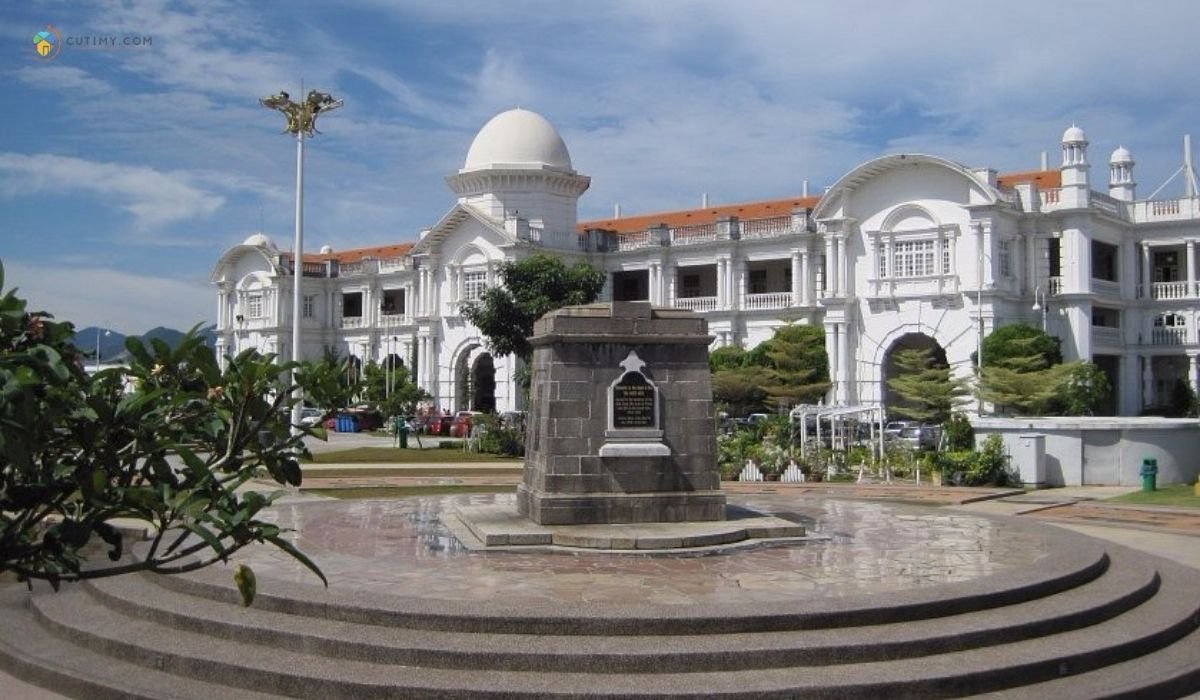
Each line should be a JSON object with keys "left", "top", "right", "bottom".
{"left": 454, "top": 347, "right": 496, "bottom": 412}
{"left": 882, "top": 333, "right": 948, "bottom": 417}
{"left": 471, "top": 353, "right": 496, "bottom": 412}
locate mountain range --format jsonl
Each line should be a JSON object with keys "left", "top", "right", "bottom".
{"left": 73, "top": 325, "right": 218, "bottom": 364}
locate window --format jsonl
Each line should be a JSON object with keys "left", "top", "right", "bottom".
{"left": 877, "top": 244, "right": 887, "bottom": 278}
{"left": 681, "top": 274, "right": 701, "bottom": 298}
{"left": 342, "top": 292, "right": 363, "bottom": 318}
{"left": 1048, "top": 238, "right": 1062, "bottom": 277}
{"left": 462, "top": 271, "right": 487, "bottom": 301}
{"left": 749, "top": 269, "right": 768, "bottom": 294}
{"left": 1092, "top": 241, "right": 1118, "bottom": 282}
{"left": 247, "top": 294, "right": 263, "bottom": 318}
{"left": 998, "top": 240, "right": 1012, "bottom": 277}
{"left": 302, "top": 295, "right": 315, "bottom": 318}
{"left": 942, "top": 244, "right": 951, "bottom": 274}
{"left": 892, "top": 240, "right": 936, "bottom": 278}
{"left": 1092, "top": 307, "right": 1120, "bottom": 328}
{"left": 381, "top": 289, "right": 405, "bottom": 315}
{"left": 1155, "top": 313, "right": 1185, "bottom": 327}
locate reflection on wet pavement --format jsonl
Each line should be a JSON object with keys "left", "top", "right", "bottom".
{"left": 238, "top": 493, "right": 1050, "bottom": 605}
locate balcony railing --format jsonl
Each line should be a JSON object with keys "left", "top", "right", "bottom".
{"left": 1040, "top": 188, "right": 1061, "bottom": 208}
{"left": 339, "top": 262, "right": 367, "bottom": 277}
{"left": 1150, "top": 281, "right": 1195, "bottom": 300}
{"left": 379, "top": 313, "right": 410, "bottom": 326}
{"left": 1091, "top": 278, "right": 1120, "bottom": 296}
{"left": 1092, "top": 326, "right": 1122, "bottom": 346}
{"left": 340, "top": 316, "right": 366, "bottom": 329}
{"left": 1150, "top": 326, "right": 1188, "bottom": 345}
{"left": 740, "top": 216, "right": 793, "bottom": 240}
{"left": 1129, "top": 197, "right": 1200, "bottom": 223}
{"left": 1048, "top": 277, "right": 1063, "bottom": 295}
{"left": 669, "top": 224, "right": 720, "bottom": 246}
{"left": 673, "top": 296, "right": 718, "bottom": 312}
{"left": 378, "top": 257, "right": 407, "bottom": 273}
{"left": 615, "top": 230, "right": 657, "bottom": 251}
{"left": 743, "top": 291, "right": 792, "bottom": 310}
{"left": 525, "top": 225, "right": 590, "bottom": 251}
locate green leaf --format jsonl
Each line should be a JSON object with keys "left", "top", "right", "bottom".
{"left": 183, "top": 522, "right": 227, "bottom": 559}
{"left": 266, "top": 534, "right": 327, "bottom": 587}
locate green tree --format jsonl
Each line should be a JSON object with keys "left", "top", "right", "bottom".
{"left": 980, "top": 324, "right": 1062, "bottom": 368}
{"left": 886, "top": 347, "right": 968, "bottom": 424}
{"left": 361, "top": 360, "right": 427, "bottom": 419}
{"left": 710, "top": 325, "right": 830, "bottom": 415}
{"left": 460, "top": 254, "right": 606, "bottom": 363}
{"left": 1058, "top": 362, "right": 1112, "bottom": 416}
{"left": 294, "top": 353, "right": 360, "bottom": 421}
{"left": 0, "top": 262, "right": 325, "bottom": 600}
{"left": 977, "top": 348, "right": 1068, "bottom": 415}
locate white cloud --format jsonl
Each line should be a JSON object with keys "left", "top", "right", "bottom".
{"left": 3, "top": 259, "right": 213, "bottom": 335}
{"left": 0, "top": 153, "right": 224, "bottom": 231}
{"left": 12, "top": 65, "right": 113, "bottom": 95}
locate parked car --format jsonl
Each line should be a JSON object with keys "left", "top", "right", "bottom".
{"left": 884, "top": 421, "right": 918, "bottom": 441}
{"left": 896, "top": 424, "right": 939, "bottom": 451}
{"left": 423, "top": 413, "right": 453, "bottom": 436}
{"left": 498, "top": 411, "right": 527, "bottom": 429}
{"left": 450, "top": 410, "right": 483, "bottom": 438}
{"left": 298, "top": 407, "right": 324, "bottom": 427}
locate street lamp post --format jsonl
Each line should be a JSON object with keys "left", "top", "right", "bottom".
{"left": 260, "top": 89, "right": 343, "bottom": 433}
{"left": 1032, "top": 285, "right": 1048, "bottom": 332}
{"left": 94, "top": 328, "right": 110, "bottom": 371}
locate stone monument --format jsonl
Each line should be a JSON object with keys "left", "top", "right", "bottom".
{"left": 517, "top": 302, "right": 727, "bottom": 525}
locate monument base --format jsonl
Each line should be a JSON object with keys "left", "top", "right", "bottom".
{"left": 517, "top": 484, "right": 726, "bottom": 525}
{"left": 452, "top": 501, "right": 804, "bottom": 550}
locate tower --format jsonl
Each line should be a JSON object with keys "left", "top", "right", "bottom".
{"left": 1060, "top": 124, "right": 1090, "bottom": 208}
{"left": 1108, "top": 146, "right": 1136, "bottom": 201}
{"left": 445, "top": 109, "right": 590, "bottom": 236}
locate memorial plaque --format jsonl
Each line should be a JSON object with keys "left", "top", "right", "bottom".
{"left": 612, "top": 372, "right": 655, "bottom": 428}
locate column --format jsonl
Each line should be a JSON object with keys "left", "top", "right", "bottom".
{"left": 1187, "top": 240, "right": 1196, "bottom": 297}
{"left": 837, "top": 235, "right": 849, "bottom": 297}
{"left": 715, "top": 259, "right": 726, "bottom": 308}
{"left": 665, "top": 264, "right": 676, "bottom": 307}
{"left": 838, "top": 322, "right": 850, "bottom": 403}
{"left": 800, "top": 249, "right": 812, "bottom": 305}
{"left": 824, "top": 236, "right": 836, "bottom": 296}
{"left": 1190, "top": 353, "right": 1200, "bottom": 398}
{"left": 824, "top": 322, "right": 838, "bottom": 403}
{"left": 790, "top": 250, "right": 802, "bottom": 307}
{"left": 649, "top": 263, "right": 660, "bottom": 305}
{"left": 736, "top": 262, "right": 746, "bottom": 310}
{"left": 216, "top": 291, "right": 226, "bottom": 328}
{"left": 1142, "top": 354, "right": 1154, "bottom": 409}
{"left": 1141, "top": 243, "right": 1152, "bottom": 298}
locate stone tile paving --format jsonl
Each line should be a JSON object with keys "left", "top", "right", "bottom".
{"left": 236, "top": 493, "right": 1051, "bottom": 605}
{"left": 1030, "top": 502, "right": 1200, "bottom": 537}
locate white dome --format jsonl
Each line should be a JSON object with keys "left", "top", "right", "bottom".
{"left": 243, "top": 232, "right": 277, "bottom": 249}
{"left": 463, "top": 108, "right": 572, "bottom": 171}
{"left": 1110, "top": 146, "right": 1133, "bottom": 163}
{"left": 319, "top": 244, "right": 333, "bottom": 254}
{"left": 1062, "top": 124, "right": 1087, "bottom": 143}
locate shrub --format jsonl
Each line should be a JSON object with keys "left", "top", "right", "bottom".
{"left": 942, "top": 413, "right": 975, "bottom": 451}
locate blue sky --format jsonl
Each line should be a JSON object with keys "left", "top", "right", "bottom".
{"left": 3, "top": 0, "right": 1200, "bottom": 334}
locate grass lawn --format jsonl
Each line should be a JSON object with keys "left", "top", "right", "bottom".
{"left": 303, "top": 484, "right": 517, "bottom": 499}
{"left": 1108, "top": 484, "right": 1200, "bottom": 508}
{"left": 306, "top": 447, "right": 522, "bottom": 464}
{"left": 302, "top": 467, "right": 522, "bottom": 479}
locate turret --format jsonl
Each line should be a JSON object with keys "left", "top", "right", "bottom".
{"left": 1108, "top": 146, "right": 1136, "bottom": 201}
{"left": 1060, "top": 124, "right": 1090, "bottom": 207}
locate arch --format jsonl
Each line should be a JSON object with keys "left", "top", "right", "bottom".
{"left": 236, "top": 270, "right": 273, "bottom": 291}
{"left": 881, "top": 332, "right": 949, "bottom": 419}
{"left": 210, "top": 244, "right": 282, "bottom": 284}
{"left": 880, "top": 203, "right": 940, "bottom": 232}
{"left": 812, "top": 153, "right": 1002, "bottom": 221}
{"left": 470, "top": 353, "right": 496, "bottom": 412}
{"left": 453, "top": 243, "right": 491, "bottom": 267}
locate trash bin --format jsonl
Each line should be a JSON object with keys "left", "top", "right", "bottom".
{"left": 336, "top": 414, "right": 359, "bottom": 433}
{"left": 1140, "top": 457, "right": 1158, "bottom": 492}
{"left": 395, "top": 417, "right": 409, "bottom": 449}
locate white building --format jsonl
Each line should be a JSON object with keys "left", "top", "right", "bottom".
{"left": 212, "top": 109, "right": 1200, "bottom": 416}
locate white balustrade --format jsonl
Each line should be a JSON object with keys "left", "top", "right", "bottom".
{"left": 1048, "top": 277, "right": 1063, "bottom": 295}
{"left": 339, "top": 262, "right": 367, "bottom": 277}
{"left": 1092, "top": 326, "right": 1122, "bottom": 346}
{"left": 739, "top": 216, "right": 792, "bottom": 240}
{"left": 673, "top": 296, "right": 718, "bottom": 312}
{"left": 340, "top": 316, "right": 365, "bottom": 329}
{"left": 616, "top": 230, "right": 656, "bottom": 251}
{"left": 1151, "top": 281, "right": 1193, "bottom": 300}
{"left": 379, "top": 313, "right": 409, "bottom": 327}
{"left": 378, "top": 257, "right": 407, "bottom": 273}
{"left": 1151, "top": 326, "right": 1187, "bottom": 345}
{"left": 1040, "top": 188, "right": 1061, "bottom": 208}
{"left": 669, "top": 224, "right": 719, "bottom": 246}
{"left": 744, "top": 292, "right": 792, "bottom": 310}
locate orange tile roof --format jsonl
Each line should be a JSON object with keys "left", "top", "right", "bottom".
{"left": 996, "top": 169, "right": 1061, "bottom": 190}
{"left": 284, "top": 243, "right": 415, "bottom": 265}
{"left": 578, "top": 196, "right": 820, "bottom": 235}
